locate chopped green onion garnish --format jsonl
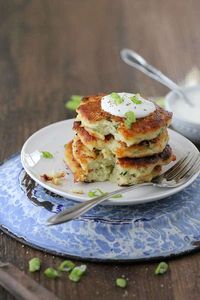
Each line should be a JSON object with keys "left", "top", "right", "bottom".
{"left": 44, "top": 267, "right": 60, "bottom": 279}
{"left": 88, "top": 190, "right": 98, "bottom": 197}
{"left": 111, "top": 92, "right": 123, "bottom": 105}
{"left": 116, "top": 278, "right": 127, "bottom": 288}
{"left": 88, "top": 189, "right": 122, "bottom": 199}
{"left": 58, "top": 260, "right": 75, "bottom": 272}
{"left": 155, "top": 262, "right": 168, "bottom": 275}
{"left": 65, "top": 95, "right": 82, "bottom": 110}
{"left": 124, "top": 111, "right": 136, "bottom": 129}
{"left": 41, "top": 151, "right": 53, "bottom": 159}
{"left": 88, "top": 188, "right": 107, "bottom": 198}
{"left": 29, "top": 258, "right": 41, "bottom": 272}
{"left": 111, "top": 194, "right": 123, "bottom": 199}
{"left": 130, "top": 94, "right": 142, "bottom": 104}
{"left": 69, "top": 265, "right": 87, "bottom": 282}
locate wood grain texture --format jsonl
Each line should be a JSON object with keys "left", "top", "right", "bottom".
{"left": 0, "top": 0, "right": 200, "bottom": 299}
{"left": 0, "top": 261, "right": 60, "bottom": 300}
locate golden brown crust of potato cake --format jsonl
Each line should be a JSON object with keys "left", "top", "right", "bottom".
{"left": 65, "top": 139, "right": 176, "bottom": 184}
{"left": 64, "top": 141, "right": 86, "bottom": 182}
{"left": 115, "top": 130, "right": 169, "bottom": 158}
{"left": 117, "top": 106, "right": 171, "bottom": 139}
{"left": 77, "top": 94, "right": 172, "bottom": 129}
{"left": 73, "top": 121, "right": 169, "bottom": 158}
{"left": 72, "top": 135, "right": 98, "bottom": 171}
{"left": 73, "top": 121, "right": 113, "bottom": 149}
{"left": 76, "top": 94, "right": 172, "bottom": 146}
{"left": 65, "top": 140, "right": 113, "bottom": 182}
{"left": 77, "top": 94, "right": 117, "bottom": 122}
{"left": 117, "top": 144, "right": 176, "bottom": 168}
{"left": 113, "top": 146, "right": 176, "bottom": 185}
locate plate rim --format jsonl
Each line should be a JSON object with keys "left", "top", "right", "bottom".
{"left": 21, "top": 119, "right": 200, "bottom": 205}
{"left": 1, "top": 224, "right": 200, "bottom": 263}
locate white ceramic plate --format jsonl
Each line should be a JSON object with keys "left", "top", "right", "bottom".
{"left": 21, "top": 119, "right": 199, "bottom": 205}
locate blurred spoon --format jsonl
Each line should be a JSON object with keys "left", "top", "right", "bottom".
{"left": 120, "top": 48, "right": 193, "bottom": 106}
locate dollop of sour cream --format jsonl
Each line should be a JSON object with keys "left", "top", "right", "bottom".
{"left": 101, "top": 92, "right": 156, "bottom": 118}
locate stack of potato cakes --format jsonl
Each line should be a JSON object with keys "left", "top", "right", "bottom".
{"left": 65, "top": 95, "right": 176, "bottom": 185}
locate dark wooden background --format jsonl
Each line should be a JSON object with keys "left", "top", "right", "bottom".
{"left": 1, "top": 0, "right": 200, "bottom": 299}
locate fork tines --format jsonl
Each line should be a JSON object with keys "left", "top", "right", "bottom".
{"left": 165, "top": 152, "right": 200, "bottom": 182}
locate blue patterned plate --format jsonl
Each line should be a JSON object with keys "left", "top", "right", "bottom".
{"left": 0, "top": 154, "right": 200, "bottom": 262}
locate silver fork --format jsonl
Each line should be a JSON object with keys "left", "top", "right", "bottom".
{"left": 47, "top": 152, "right": 200, "bottom": 225}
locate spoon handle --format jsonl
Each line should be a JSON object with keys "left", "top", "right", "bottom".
{"left": 120, "top": 48, "right": 193, "bottom": 106}
{"left": 121, "top": 48, "right": 180, "bottom": 91}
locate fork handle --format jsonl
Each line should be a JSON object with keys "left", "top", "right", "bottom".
{"left": 47, "top": 182, "right": 152, "bottom": 225}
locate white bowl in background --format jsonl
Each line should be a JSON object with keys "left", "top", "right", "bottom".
{"left": 165, "top": 86, "right": 200, "bottom": 144}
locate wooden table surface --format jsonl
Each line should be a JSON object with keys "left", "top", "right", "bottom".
{"left": 0, "top": 1, "right": 200, "bottom": 299}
